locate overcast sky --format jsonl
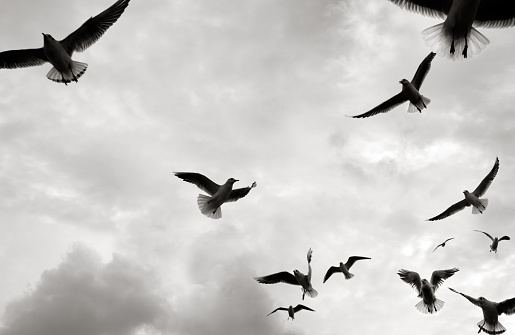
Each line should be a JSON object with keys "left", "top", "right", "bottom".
{"left": 1, "top": 0, "right": 515, "bottom": 334}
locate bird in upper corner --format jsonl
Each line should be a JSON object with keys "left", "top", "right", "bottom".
{"left": 0, "top": 0, "right": 131, "bottom": 84}
{"left": 254, "top": 248, "right": 317, "bottom": 300}
{"left": 432, "top": 237, "right": 455, "bottom": 252}
{"left": 427, "top": 157, "right": 499, "bottom": 221}
{"left": 349, "top": 52, "right": 435, "bottom": 118}
{"left": 323, "top": 256, "right": 371, "bottom": 283}
{"left": 473, "top": 230, "right": 510, "bottom": 253}
{"left": 449, "top": 287, "right": 515, "bottom": 334}
{"left": 388, "top": 0, "right": 515, "bottom": 60}
{"left": 174, "top": 172, "right": 256, "bottom": 219}
{"left": 398, "top": 268, "right": 459, "bottom": 314}
{"left": 266, "top": 304, "right": 315, "bottom": 320}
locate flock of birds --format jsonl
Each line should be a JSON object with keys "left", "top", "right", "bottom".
{"left": 1, "top": 0, "right": 515, "bottom": 334}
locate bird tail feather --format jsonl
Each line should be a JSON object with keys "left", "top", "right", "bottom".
{"left": 407, "top": 96, "right": 430, "bottom": 114}
{"left": 304, "top": 287, "right": 318, "bottom": 298}
{"left": 197, "top": 194, "right": 222, "bottom": 219}
{"left": 415, "top": 298, "right": 444, "bottom": 314}
{"left": 477, "top": 319, "right": 505, "bottom": 334}
{"left": 46, "top": 61, "right": 88, "bottom": 83}
{"left": 344, "top": 272, "right": 354, "bottom": 280}
{"left": 472, "top": 199, "right": 488, "bottom": 214}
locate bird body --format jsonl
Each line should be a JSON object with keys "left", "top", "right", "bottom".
{"left": 323, "top": 256, "right": 371, "bottom": 282}
{"left": 266, "top": 304, "right": 315, "bottom": 320}
{"left": 474, "top": 230, "right": 510, "bottom": 253}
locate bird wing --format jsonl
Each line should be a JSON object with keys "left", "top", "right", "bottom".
{"left": 266, "top": 307, "right": 287, "bottom": 317}
{"left": 430, "top": 268, "right": 459, "bottom": 291}
{"left": 448, "top": 287, "right": 481, "bottom": 307}
{"left": 174, "top": 172, "right": 220, "bottom": 196}
{"left": 294, "top": 304, "right": 315, "bottom": 313}
{"left": 388, "top": 0, "right": 451, "bottom": 19}
{"left": 471, "top": 157, "right": 499, "bottom": 197}
{"left": 426, "top": 199, "right": 469, "bottom": 221}
{"left": 60, "top": 0, "right": 131, "bottom": 55}
{"left": 410, "top": 52, "right": 436, "bottom": 90}
{"left": 474, "top": 230, "right": 494, "bottom": 241}
{"left": 306, "top": 248, "right": 313, "bottom": 264}
{"left": 474, "top": 1, "right": 515, "bottom": 28}
{"left": 225, "top": 182, "right": 256, "bottom": 203}
{"left": 432, "top": 244, "right": 443, "bottom": 252}
{"left": 0, "top": 48, "right": 47, "bottom": 69}
{"left": 344, "top": 256, "right": 371, "bottom": 270}
{"left": 253, "top": 271, "right": 299, "bottom": 285}
{"left": 497, "top": 297, "right": 515, "bottom": 315}
{"left": 323, "top": 266, "right": 341, "bottom": 283}
{"left": 350, "top": 92, "right": 407, "bottom": 118}
{"left": 398, "top": 269, "right": 422, "bottom": 294}
{"left": 498, "top": 236, "right": 511, "bottom": 242}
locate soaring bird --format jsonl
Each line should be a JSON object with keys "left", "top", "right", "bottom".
{"left": 350, "top": 52, "right": 435, "bottom": 118}
{"left": 432, "top": 237, "right": 455, "bottom": 252}
{"left": 174, "top": 172, "right": 256, "bottom": 219}
{"left": 449, "top": 288, "right": 515, "bottom": 334}
{"left": 266, "top": 304, "right": 315, "bottom": 320}
{"left": 398, "top": 268, "right": 459, "bottom": 314}
{"left": 254, "top": 248, "right": 318, "bottom": 300}
{"left": 388, "top": 0, "right": 515, "bottom": 60}
{"left": 0, "top": 0, "right": 131, "bottom": 84}
{"left": 323, "top": 256, "right": 371, "bottom": 283}
{"left": 427, "top": 157, "right": 499, "bottom": 221}
{"left": 474, "top": 230, "right": 511, "bottom": 253}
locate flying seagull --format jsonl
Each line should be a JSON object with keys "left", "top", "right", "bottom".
{"left": 427, "top": 157, "right": 499, "bottom": 221}
{"left": 388, "top": 0, "right": 515, "bottom": 60}
{"left": 323, "top": 256, "right": 371, "bottom": 283}
{"left": 266, "top": 304, "right": 315, "bottom": 320}
{"left": 432, "top": 237, "right": 455, "bottom": 252}
{"left": 174, "top": 172, "right": 256, "bottom": 219}
{"left": 254, "top": 248, "right": 318, "bottom": 300}
{"left": 398, "top": 268, "right": 459, "bottom": 314}
{"left": 449, "top": 288, "right": 515, "bottom": 334}
{"left": 0, "top": 0, "right": 131, "bottom": 84}
{"left": 350, "top": 52, "right": 435, "bottom": 118}
{"left": 473, "top": 230, "right": 510, "bottom": 253}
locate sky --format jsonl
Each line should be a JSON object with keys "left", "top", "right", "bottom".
{"left": 0, "top": 0, "right": 515, "bottom": 334}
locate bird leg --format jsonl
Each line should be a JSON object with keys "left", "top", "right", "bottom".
{"left": 69, "top": 64, "right": 79, "bottom": 83}
{"left": 478, "top": 320, "right": 485, "bottom": 333}
{"left": 450, "top": 31, "right": 456, "bottom": 55}
{"left": 462, "top": 38, "right": 468, "bottom": 58}
{"left": 60, "top": 71, "right": 68, "bottom": 86}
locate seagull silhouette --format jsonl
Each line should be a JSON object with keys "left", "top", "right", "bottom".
{"left": 323, "top": 256, "right": 371, "bottom": 282}
{"left": 0, "top": 0, "right": 130, "bottom": 84}
{"left": 349, "top": 52, "right": 435, "bottom": 118}
{"left": 266, "top": 304, "right": 315, "bottom": 320}
{"left": 427, "top": 157, "right": 499, "bottom": 221}
{"left": 174, "top": 172, "right": 256, "bottom": 219}
{"left": 473, "top": 230, "right": 510, "bottom": 253}
{"left": 432, "top": 237, "right": 455, "bottom": 252}
{"left": 449, "top": 288, "right": 515, "bottom": 334}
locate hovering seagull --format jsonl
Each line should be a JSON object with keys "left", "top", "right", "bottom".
{"left": 266, "top": 304, "right": 315, "bottom": 320}
{"left": 174, "top": 172, "right": 256, "bottom": 219}
{"left": 398, "top": 268, "right": 459, "bottom": 314}
{"left": 432, "top": 237, "right": 455, "bottom": 252}
{"left": 0, "top": 0, "right": 130, "bottom": 84}
{"left": 350, "top": 52, "right": 435, "bottom": 118}
{"left": 323, "top": 256, "right": 371, "bottom": 283}
{"left": 427, "top": 157, "right": 499, "bottom": 221}
{"left": 449, "top": 288, "right": 515, "bottom": 334}
{"left": 473, "top": 230, "right": 510, "bottom": 253}
{"left": 388, "top": 0, "right": 515, "bottom": 60}
{"left": 254, "top": 248, "right": 318, "bottom": 300}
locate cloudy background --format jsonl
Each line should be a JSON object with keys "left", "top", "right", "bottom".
{"left": 1, "top": 0, "right": 514, "bottom": 334}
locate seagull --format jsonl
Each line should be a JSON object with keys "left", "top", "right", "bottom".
{"left": 323, "top": 256, "right": 371, "bottom": 282}
{"left": 350, "top": 52, "right": 435, "bottom": 118}
{"left": 174, "top": 172, "right": 256, "bottom": 219}
{"left": 398, "top": 268, "right": 459, "bottom": 314}
{"left": 473, "top": 230, "right": 510, "bottom": 253}
{"left": 432, "top": 237, "right": 455, "bottom": 252}
{"left": 449, "top": 288, "right": 515, "bottom": 334}
{"left": 388, "top": 0, "right": 515, "bottom": 60}
{"left": 0, "top": 0, "right": 130, "bottom": 84}
{"left": 427, "top": 157, "right": 499, "bottom": 221}
{"left": 266, "top": 304, "right": 315, "bottom": 320}
{"left": 254, "top": 248, "right": 318, "bottom": 300}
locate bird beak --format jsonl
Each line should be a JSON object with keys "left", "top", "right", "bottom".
{"left": 235, "top": 179, "right": 239, "bottom": 182}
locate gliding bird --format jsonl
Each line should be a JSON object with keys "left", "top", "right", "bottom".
{"left": 433, "top": 237, "right": 455, "bottom": 252}
{"left": 323, "top": 256, "right": 371, "bottom": 282}
{"left": 474, "top": 230, "right": 510, "bottom": 253}
{"left": 266, "top": 304, "right": 315, "bottom": 320}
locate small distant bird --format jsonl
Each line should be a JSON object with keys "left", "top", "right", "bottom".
{"left": 254, "top": 248, "right": 318, "bottom": 300}
{"left": 449, "top": 287, "right": 515, "bottom": 334}
{"left": 323, "top": 256, "right": 371, "bottom": 282}
{"left": 474, "top": 230, "right": 511, "bottom": 253}
{"left": 432, "top": 237, "right": 455, "bottom": 252}
{"left": 0, "top": 0, "right": 131, "bottom": 84}
{"left": 427, "top": 157, "right": 499, "bottom": 221}
{"left": 388, "top": 0, "right": 515, "bottom": 60}
{"left": 174, "top": 172, "right": 256, "bottom": 219}
{"left": 266, "top": 304, "right": 315, "bottom": 320}
{"left": 350, "top": 52, "right": 435, "bottom": 118}
{"left": 398, "top": 268, "right": 459, "bottom": 314}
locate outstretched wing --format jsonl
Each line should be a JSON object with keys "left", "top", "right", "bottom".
{"left": 474, "top": 1, "right": 515, "bottom": 28}
{"left": 323, "top": 266, "right": 341, "bottom": 283}
{"left": 253, "top": 271, "right": 299, "bottom": 285}
{"left": 344, "top": 256, "right": 371, "bottom": 270}
{"left": 448, "top": 287, "right": 481, "bottom": 307}
{"left": 225, "top": 182, "right": 256, "bottom": 202}
{"left": 474, "top": 230, "right": 494, "bottom": 242}
{"left": 498, "top": 236, "right": 511, "bottom": 242}
{"left": 388, "top": 0, "right": 451, "bottom": 19}
{"left": 174, "top": 172, "right": 220, "bottom": 195}
{"left": 350, "top": 92, "right": 407, "bottom": 118}
{"left": 266, "top": 307, "right": 287, "bottom": 317}
{"left": 398, "top": 269, "right": 422, "bottom": 294}
{"left": 294, "top": 304, "right": 315, "bottom": 313}
{"left": 426, "top": 199, "right": 469, "bottom": 221}
{"left": 0, "top": 48, "right": 47, "bottom": 69}
{"left": 497, "top": 297, "right": 515, "bottom": 316}
{"left": 430, "top": 268, "right": 459, "bottom": 291}
{"left": 471, "top": 157, "right": 499, "bottom": 198}
{"left": 411, "top": 52, "right": 436, "bottom": 90}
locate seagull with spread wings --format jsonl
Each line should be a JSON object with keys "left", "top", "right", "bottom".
{"left": 427, "top": 157, "right": 499, "bottom": 221}
{"left": 323, "top": 256, "right": 371, "bottom": 283}
{"left": 398, "top": 268, "right": 459, "bottom": 314}
{"left": 474, "top": 230, "right": 510, "bottom": 253}
{"left": 266, "top": 304, "right": 315, "bottom": 320}
{"left": 350, "top": 52, "right": 435, "bottom": 118}
{"left": 174, "top": 172, "right": 256, "bottom": 219}
{"left": 449, "top": 288, "right": 515, "bottom": 334}
{"left": 0, "top": 0, "right": 131, "bottom": 84}
{"left": 432, "top": 237, "right": 455, "bottom": 252}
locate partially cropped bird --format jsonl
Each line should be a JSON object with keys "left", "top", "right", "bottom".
{"left": 174, "top": 172, "right": 256, "bottom": 219}
{"left": 449, "top": 287, "right": 515, "bottom": 334}
{"left": 266, "top": 304, "right": 315, "bottom": 320}
{"left": 474, "top": 230, "right": 511, "bottom": 253}
{"left": 254, "top": 248, "right": 317, "bottom": 300}
{"left": 427, "top": 157, "right": 499, "bottom": 221}
{"left": 388, "top": 0, "right": 515, "bottom": 60}
{"left": 350, "top": 52, "right": 435, "bottom": 118}
{"left": 398, "top": 268, "right": 459, "bottom": 314}
{"left": 432, "top": 237, "right": 455, "bottom": 252}
{"left": 0, "top": 0, "right": 131, "bottom": 84}
{"left": 323, "top": 256, "right": 371, "bottom": 283}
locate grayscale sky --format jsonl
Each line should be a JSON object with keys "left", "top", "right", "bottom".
{"left": 1, "top": 1, "right": 514, "bottom": 334}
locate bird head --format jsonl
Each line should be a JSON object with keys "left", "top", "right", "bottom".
{"left": 227, "top": 178, "right": 239, "bottom": 184}
{"left": 399, "top": 79, "right": 409, "bottom": 85}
